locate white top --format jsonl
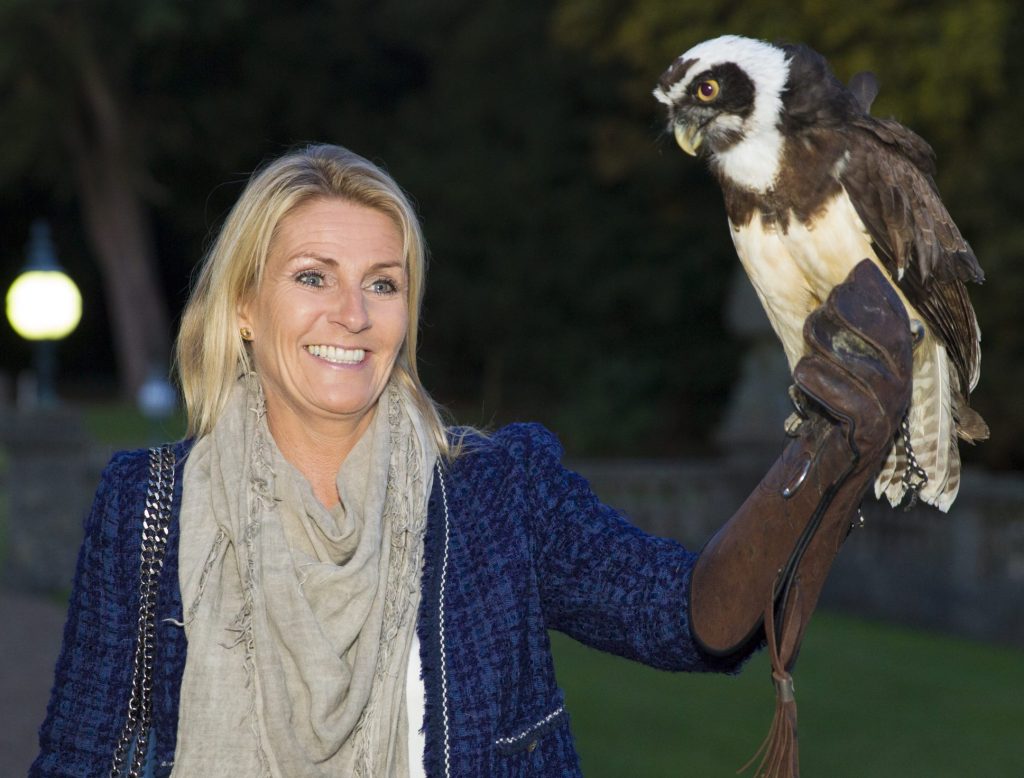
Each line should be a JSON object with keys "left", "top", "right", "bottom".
{"left": 407, "top": 634, "right": 427, "bottom": 777}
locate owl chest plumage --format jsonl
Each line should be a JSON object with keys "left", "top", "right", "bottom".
{"left": 728, "top": 187, "right": 902, "bottom": 369}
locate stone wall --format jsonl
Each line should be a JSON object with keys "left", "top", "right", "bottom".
{"left": 2, "top": 416, "right": 1022, "bottom": 648}
{"left": 573, "top": 458, "right": 1024, "bottom": 648}
{"left": 0, "top": 408, "right": 107, "bottom": 592}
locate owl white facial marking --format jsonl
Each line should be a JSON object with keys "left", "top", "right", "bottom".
{"left": 655, "top": 35, "right": 790, "bottom": 194}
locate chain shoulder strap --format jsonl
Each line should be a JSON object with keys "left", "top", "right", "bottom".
{"left": 111, "top": 444, "right": 177, "bottom": 778}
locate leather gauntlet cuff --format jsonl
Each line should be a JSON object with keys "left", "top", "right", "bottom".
{"left": 688, "top": 412, "right": 874, "bottom": 660}
{"left": 689, "top": 414, "right": 881, "bottom": 778}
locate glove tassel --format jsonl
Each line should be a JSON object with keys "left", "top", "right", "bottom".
{"left": 739, "top": 586, "right": 802, "bottom": 778}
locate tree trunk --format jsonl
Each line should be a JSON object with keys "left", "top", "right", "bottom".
{"left": 64, "top": 40, "right": 170, "bottom": 399}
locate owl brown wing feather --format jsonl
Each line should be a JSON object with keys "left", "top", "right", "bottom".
{"left": 899, "top": 271, "right": 981, "bottom": 394}
{"left": 853, "top": 116, "right": 937, "bottom": 177}
{"left": 838, "top": 119, "right": 983, "bottom": 398}
{"left": 842, "top": 117, "right": 982, "bottom": 283}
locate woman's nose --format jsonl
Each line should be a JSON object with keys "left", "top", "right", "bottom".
{"left": 331, "top": 286, "right": 370, "bottom": 332}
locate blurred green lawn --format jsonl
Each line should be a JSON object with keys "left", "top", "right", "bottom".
{"left": 551, "top": 612, "right": 1024, "bottom": 776}
{"left": 80, "top": 401, "right": 188, "bottom": 448}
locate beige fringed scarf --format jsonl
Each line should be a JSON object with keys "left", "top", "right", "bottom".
{"left": 172, "top": 376, "right": 436, "bottom": 777}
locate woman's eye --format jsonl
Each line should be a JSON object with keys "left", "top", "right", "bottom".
{"left": 369, "top": 278, "right": 399, "bottom": 295}
{"left": 296, "top": 269, "right": 326, "bottom": 288}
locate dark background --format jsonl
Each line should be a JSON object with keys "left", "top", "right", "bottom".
{"left": 1, "top": 0, "right": 1019, "bottom": 463}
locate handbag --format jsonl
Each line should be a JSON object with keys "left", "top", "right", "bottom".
{"left": 110, "top": 445, "right": 177, "bottom": 778}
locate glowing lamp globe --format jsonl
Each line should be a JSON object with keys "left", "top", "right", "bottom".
{"left": 7, "top": 270, "right": 82, "bottom": 340}
{"left": 5, "top": 222, "right": 82, "bottom": 341}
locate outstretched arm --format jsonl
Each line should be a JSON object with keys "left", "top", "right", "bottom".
{"left": 522, "top": 261, "right": 910, "bottom": 683}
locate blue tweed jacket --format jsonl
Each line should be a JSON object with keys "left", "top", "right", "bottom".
{"left": 33, "top": 424, "right": 743, "bottom": 777}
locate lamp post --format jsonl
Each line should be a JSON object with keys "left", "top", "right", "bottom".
{"left": 1, "top": 221, "right": 93, "bottom": 593}
{"left": 5, "top": 220, "right": 82, "bottom": 406}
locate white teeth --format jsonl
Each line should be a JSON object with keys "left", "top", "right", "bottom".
{"left": 306, "top": 345, "right": 365, "bottom": 364}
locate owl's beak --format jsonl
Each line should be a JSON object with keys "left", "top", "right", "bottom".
{"left": 673, "top": 122, "right": 703, "bottom": 156}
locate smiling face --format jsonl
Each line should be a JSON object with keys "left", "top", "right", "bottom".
{"left": 238, "top": 197, "right": 408, "bottom": 438}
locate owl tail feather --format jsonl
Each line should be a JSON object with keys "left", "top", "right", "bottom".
{"left": 876, "top": 341, "right": 966, "bottom": 512}
{"left": 956, "top": 403, "right": 989, "bottom": 443}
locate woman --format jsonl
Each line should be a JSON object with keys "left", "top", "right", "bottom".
{"left": 33, "top": 144, "right": 912, "bottom": 777}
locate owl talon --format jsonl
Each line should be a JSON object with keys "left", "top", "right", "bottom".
{"left": 789, "top": 384, "right": 809, "bottom": 416}
{"left": 784, "top": 411, "right": 804, "bottom": 437}
{"left": 784, "top": 385, "right": 809, "bottom": 436}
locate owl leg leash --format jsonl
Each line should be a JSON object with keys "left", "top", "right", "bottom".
{"left": 687, "top": 261, "right": 913, "bottom": 778}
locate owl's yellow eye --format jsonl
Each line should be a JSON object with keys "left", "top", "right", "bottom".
{"left": 696, "top": 79, "right": 720, "bottom": 102}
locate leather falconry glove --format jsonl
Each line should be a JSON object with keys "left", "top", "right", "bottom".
{"left": 689, "top": 260, "right": 914, "bottom": 778}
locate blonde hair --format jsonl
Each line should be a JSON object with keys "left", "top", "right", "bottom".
{"left": 175, "top": 143, "right": 453, "bottom": 458}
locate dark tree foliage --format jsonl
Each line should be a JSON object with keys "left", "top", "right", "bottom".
{"left": 0, "top": 0, "right": 1019, "bottom": 463}
{"left": 551, "top": 0, "right": 1021, "bottom": 466}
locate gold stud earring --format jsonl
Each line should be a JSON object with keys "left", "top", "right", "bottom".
{"left": 240, "top": 326, "right": 253, "bottom": 341}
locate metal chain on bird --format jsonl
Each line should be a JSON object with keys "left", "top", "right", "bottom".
{"left": 899, "top": 415, "right": 929, "bottom": 509}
